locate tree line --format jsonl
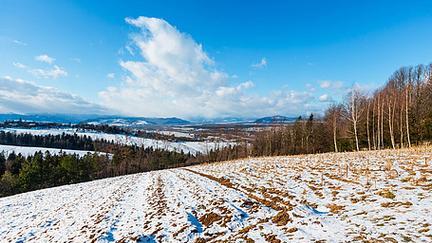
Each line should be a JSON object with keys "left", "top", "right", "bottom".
{"left": 0, "top": 145, "right": 194, "bottom": 197}
{"left": 0, "top": 131, "right": 110, "bottom": 151}
{"left": 250, "top": 63, "right": 432, "bottom": 156}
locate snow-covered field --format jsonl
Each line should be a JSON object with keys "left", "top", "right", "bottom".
{"left": 0, "top": 144, "right": 106, "bottom": 157}
{"left": 149, "top": 130, "right": 195, "bottom": 139}
{"left": 1, "top": 147, "right": 431, "bottom": 242}
{"left": 1, "top": 128, "right": 231, "bottom": 155}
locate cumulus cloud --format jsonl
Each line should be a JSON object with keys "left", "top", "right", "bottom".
{"left": 215, "top": 81, "right": 254, "bottom": 97}
{"left": 252, "top": 58, "right": 267, "bottom": 69}
{"left": 0, "top": 76, "right": 107, "bottom": 114}
{"left": 35, "top": 54, "right": 55, "bottom": 64}
{"left": 99, "top": 17, "right": 325, "bottom": 118}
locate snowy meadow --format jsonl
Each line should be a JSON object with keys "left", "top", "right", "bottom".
{"left": 1, "top": 146, "right": 431, "bottom": 242}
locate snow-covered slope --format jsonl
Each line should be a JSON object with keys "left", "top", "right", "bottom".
{"left": 1, "top": 128, "right": 231, "bottom": 155}
{"left": 0, "top": 144, "right": 106, "bottom": 157}
{"left": 1, "top": 147, "right": 431, "bottom": 242}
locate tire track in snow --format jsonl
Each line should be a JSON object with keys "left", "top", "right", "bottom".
{"left": 86, "top": 173, "right": 154, "bottom": 242}
{"left": 74, "top": 174, "right": 140, "bottom": 242}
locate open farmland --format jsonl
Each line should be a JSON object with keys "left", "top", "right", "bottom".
{"left": 1, "top": 147, "right": 431, "bottom": 242}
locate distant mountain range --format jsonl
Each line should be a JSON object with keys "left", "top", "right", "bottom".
{"left": 253, "top": 115, "right": 297, "bottom": 124}
{"left": 84, "top": 117, "right": 190, "bottom": 126}
{"left": 0, "top": 114, "right": 190, "bottom": 126}
{"left": 189, "top": 117, "right": 255, "bottom": 124}
{"left": 0, "top": 113, "right": 297, "bottom": 126}
{"left": 0, "top": 113, "right": 97, "bottom": 124}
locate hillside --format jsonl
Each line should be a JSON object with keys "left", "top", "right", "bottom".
{"left": 1, "top": 147, "right": 431, "bottom": 242}
{"left": 1, "top": 128, "right": 231, "bottom": 155}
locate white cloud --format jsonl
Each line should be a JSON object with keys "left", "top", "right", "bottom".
{"left": 319, "top": 80, "right": 343, "bottom": 89}
{"left": 30, "top": 65, "right": 68, "bottom": 79}
{"left": 319, "top": 94, "right": 333, "bottom": 102}
{"left": 13, "top": 60, "right": 68, "bottom": 79}
{"left": 305, "top": 83, "right": 316, "bottom": 92}
{"left": 252, "top": 57, "right": 267, "bottom": 69}
{"left": 71, "top": 58, "right": 81, "bottom": 63}
{"left": 13, "top": 62, "right": 27, "bottom": 69}
{"left": 0, "top": 76, "right": 107, "bottom": 114}
{"left": 99, "top": 17, "right": 325, "bottom": 118}
{"left": 107, "top": 73, "right": 115, "bottom": 79}
{"left": 320, "top": 80, "right": 331, "bottom": 88}
{"left": 35, "top": 54, "right": 55, "bottom": 64}
{"left": 215, "top": 81, "right": 254, "bottom": 97}
{"left": 12, "top": 39, "right": 27, "bottom": 46}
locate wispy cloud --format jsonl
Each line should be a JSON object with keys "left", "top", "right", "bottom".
{"left": 13, "top": 55, "right": 68, "bottom": 79}
{"left": 0, "top": 76, "right": 106, "bottom": 114}
{"left": 35, "top": 54, "right": 55, "bottom": 64}
{"left": 30, "top": 65, "right": 68, "bottom": 79}
{"left": 251, "top": 57, "right": 267, "bottom": 69}
{"left": 318, "top": 94, "right": 333, "bottom": 102}
{"left": 71, "top": 57, "right": 81, "bottom": 63}
{"left": 106, "top": 73, "right": 115, "bottom": 79}
{"left": 319, "top": 80, "right": 343, "bottom": 90}
{"left": 13, "top": 61, "right": 68, "bottom": 79}
{"left": 13, "top": 62, "right": 27, "bottom": 69}
{"left": 12, "top": 39, "right": 27, "bottom": 46}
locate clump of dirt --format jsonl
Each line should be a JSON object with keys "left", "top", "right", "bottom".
{"left": 238, "top": 225, "right": 255, "bottom": 234}
{"left": 381, "top": 201, "right": 412, "bottom": 208}
{"left": 241, "top": 199, "right": 256, "bottom": 208}
{"left": 377, "top": 189, "right": 396, "bottom": 199}
{"left": 327, "top": 203, "right": 345, "bottom": 214}
{"left": 264, "top": 234, "right": 282, "bottom": 243}
{"left": 272, "top": 210, "right": 292, "bottom": 226}
{"left": 415, "top": 175, "right": 428, "bottom": 185}
{"left": 194, "top": 238, "right": 207, "bottom": 243}
{"left": 219, "top": 177, "right": 234, "bottom": 188}
{"left": 244, "top": 237, "right": 255, "bottom": 243}
{"left": 199, "top": 212, "right": 222, "bottom": 227}
{"left": 286, "top": 227, "right": 298, "bottom": 233}
{"left": 184, "top": 169, "right": 234, "bottom": 188}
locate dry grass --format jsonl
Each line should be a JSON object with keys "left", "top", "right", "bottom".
{"left": 271, "top": 210, "right": 292, "bottom": 226}
{"left": 199, "top": 212, "right": 223, "bottom": 227}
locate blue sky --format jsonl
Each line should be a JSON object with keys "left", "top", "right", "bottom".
{"left": 1, "top": 0, "right": 432, "bottom": 118}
